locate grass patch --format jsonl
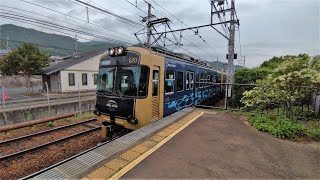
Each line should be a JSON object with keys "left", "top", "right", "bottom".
{"left": 247, "top": 114, "right": 319, "bottom": 141}
{"left": 46, "top": 121, "right": 55, "bottom": 127}
{"left": 303, "top": 120, "right": 320, "bottom": 140}
{"left": 23, "top": 92, "right": 39, "bottom": 96}
{"left": 0, "top": 112, "right": 95, "bottom": 141}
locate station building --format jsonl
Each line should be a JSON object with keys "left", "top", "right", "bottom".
{"left": 41, "top": 49, "right": 107, "bottom": 92}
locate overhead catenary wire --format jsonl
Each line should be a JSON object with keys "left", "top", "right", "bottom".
{"left": 0, "top": 12, "right": 134, "bottom": 45}
{"left": 149, "top": 0, "right": 213, "bottom": 43}
{"left": 0, "top": 5, "right": 137, "bottom": 43}
{"left": 0, "top": 12, "right": 129, "bottom": 44}
{"left": 15, "top": 0, "right": 138, "bottom": 42}
{"left": 119, "top": 0, "right": 219, "bottom": 61}
{"left": 148, "top": 0, "right": 218, "bottom": 60}
{"left": 68, "top": 0, "right": 144, "bottom": 28}
{"left": 0, "top": 17, "right": 92, "bottom": 42}
{"left": 123, "top": 0, "right": 148, "bottom": 15}
{"left": 0, "top": 38, "right": 85, "bottom": 53}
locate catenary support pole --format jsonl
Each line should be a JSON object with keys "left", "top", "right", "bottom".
{"left": 225, "top": 0, "right": 236, "bottom": 100}
{"left": 146, "top": 2, "right": 152, "bottom": 48}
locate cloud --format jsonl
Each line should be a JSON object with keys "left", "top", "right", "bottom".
{"left": 31, "top": 0, "right": 75, "bottom": 8}
{"left": 0, "top": 0, "right": 318, "bottom": 67}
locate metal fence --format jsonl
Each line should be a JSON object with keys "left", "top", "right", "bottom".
{"left": 0, "top": 85, "right": 96, "bottom": 111}
{"left": 196, "top": 83, "right": 320, "bottom": 119}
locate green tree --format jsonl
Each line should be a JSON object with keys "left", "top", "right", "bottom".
{"left": 231, "top": 67, "right": 271, "bottom": 107}
{"left": 241, "top": 55, "right": 320, "bottom": 118}
{"left": 0, "top": 43, "right": 50, "bottom": 92}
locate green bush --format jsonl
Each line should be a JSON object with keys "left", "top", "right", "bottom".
{"left": 46, "top": 121, "right": 55, "bottom": 127}
{"left": 249, "top": 115, "right": 305, "bottom": 139}
{"left": 231, "top": 68, "right": 271, "bottom": 108}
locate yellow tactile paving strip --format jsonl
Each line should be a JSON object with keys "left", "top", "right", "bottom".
{"left": 83, "top": 110, "right": 206, "bottom": 180}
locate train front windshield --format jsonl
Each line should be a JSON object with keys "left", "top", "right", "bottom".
{"left": 97, "top": 66, "right": 149, "bottom": 97}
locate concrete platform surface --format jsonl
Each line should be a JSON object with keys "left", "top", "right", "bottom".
{"left": 122, "top": 112, "right": 320, "bottom": 179}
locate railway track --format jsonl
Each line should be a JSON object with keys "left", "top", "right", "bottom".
{"left": 21, "top": 137, "right": 118, "bottom": 180}
{"left": 0, "top": 118, "right": 99, "bottom": 162}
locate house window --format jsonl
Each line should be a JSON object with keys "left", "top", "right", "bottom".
{"left": 94, "top": 74, "right": 98, "bottom": 85}
{"left": 82, "top": 73, "right": 88, "bottom": 85}
{"left": 68, "top": 73, "right": 75, "bottom": 86}
{"left": 177, "top": 71, "right": 184, "bottom": 92}
{"left": 165, "top": 70, "right": 175, "bottom": 94}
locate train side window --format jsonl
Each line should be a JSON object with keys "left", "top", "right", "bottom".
{"left": 152, "top": 70, "right": 159, "bottom": 96}
{"left": 177, "top": 71, "right": 184, "bottom": 92}
{"left": 165, "top": 70, "right": 175, "bottom": 94}
{"left": 186, "top": 71, "right": 190, "bottom": 90}
{"left": 200, "top": 74, "right": 204, "bottom": 88}
{"left": 196, "top": 74, "right": 200, "bottom": 88}
{"left": 190, "top": 72, "right": 194, "bottom": 89}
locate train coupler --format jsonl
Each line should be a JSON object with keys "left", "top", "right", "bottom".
{"left": 101, "top": 124, "right": 116, "bottom": 141}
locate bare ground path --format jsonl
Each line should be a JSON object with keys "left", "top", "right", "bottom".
{"left": 122, "top": 112, "right": 320, "bottom": 178}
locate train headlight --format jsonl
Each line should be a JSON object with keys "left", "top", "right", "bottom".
{"left": 117, "top": 47, "right": 124, "bottom": 55}
{"left": 108, "top": 48, "right": 115, "bottom": 56}
{"left": 108, "top": 46, "right": 126, "bottom": 56}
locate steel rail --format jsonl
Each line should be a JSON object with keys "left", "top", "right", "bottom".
{"left": 20, "top": 136, "right": 120, "bottom": 180}
{"left": 0, "top": 125, "right": 100, "bottom": 162}
{"left": 0, "top": 118, "right": 96, "bottom": 146}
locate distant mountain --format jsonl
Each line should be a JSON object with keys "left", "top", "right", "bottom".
{"left": 0, "top": 24, "right": 122, "bottom": 56}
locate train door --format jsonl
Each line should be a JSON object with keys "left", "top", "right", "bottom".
{"left": 186, "top": 71, "right": 195, "bottom": 105}
{"left": 152, "top": 66, "right": 160, "bottom": 121}
{"left": 190, "top": 71, "right": 195, "bottom": 96}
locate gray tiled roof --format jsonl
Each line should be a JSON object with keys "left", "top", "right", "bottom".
{"left": 42, "top": 49, "right": 106, "bottom": 75}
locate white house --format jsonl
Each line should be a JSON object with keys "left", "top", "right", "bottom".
{"left": 42, "top": 49, "right": 107, "bottom": 92}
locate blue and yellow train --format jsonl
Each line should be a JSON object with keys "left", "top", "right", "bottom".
{"left": 94, "top": 46, "right": 225, "bottom": 138}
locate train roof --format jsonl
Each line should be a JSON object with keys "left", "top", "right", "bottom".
{"left": 148, "top": 46, "right": 226, "bottom": 74}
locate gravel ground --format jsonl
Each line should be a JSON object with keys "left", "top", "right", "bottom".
{"left": 0, "top": 130, "right": 104, "bottom": 179}
{"left": 0, "top": 121, "right": 99, "bottom": 156}
{"left": 0, "top": 114, "right": 103, "bottom": 179}
{"left": 0, "top": 115, "right": 95, "bottom": 141}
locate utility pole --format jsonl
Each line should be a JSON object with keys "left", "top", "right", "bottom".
{"left": 74, "top": 34, "right": 78, "bottom": 54}
{"left": 86, "top": 7, "right": 89, "bottom": 23}
{"left": 226, "top": 0, "right": 236, "bottom": 98}
{"left": 146, "top": 2, "right": 152, "bottom": 48}
{"left": 0, "top": 25, "right": 2, "bottom": 49}
{"left": 216, "top": 57, "right": 219, "bottom": 70}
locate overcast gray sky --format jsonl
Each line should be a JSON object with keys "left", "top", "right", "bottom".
{"left": 0, "top": 0, "right": 319, "bottom": 67}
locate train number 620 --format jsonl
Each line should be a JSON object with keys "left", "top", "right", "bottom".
{"left": 129, "top": 58, "right": 138, "bottom": 64}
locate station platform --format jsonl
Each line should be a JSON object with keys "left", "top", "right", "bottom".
{"left": 83, "top": 110, "right": 319, "bottom": 179}
{"left": 27, "top": 108, "right": 319, "bottom": 179}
